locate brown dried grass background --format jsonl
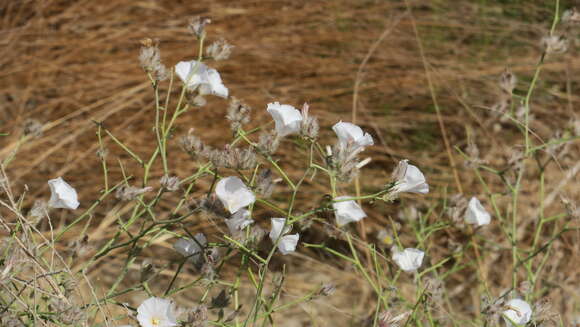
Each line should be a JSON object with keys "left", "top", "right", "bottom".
{"left": 1, "top": 0, "right": 579, "bottom": 325}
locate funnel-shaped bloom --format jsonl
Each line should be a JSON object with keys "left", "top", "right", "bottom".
{"left": 175, "top": 60, "right": 228, "bottom": 98}
{"left": 278, "top": 234, "right": 299, "bottom": 255}
{"left": 215, "top": 176, "right": 255, "bottom": 214}
{"left": 332, "top": 196, "right": 367, "bottom": 226}
{"left": 391, "top": 160, "right": 429, "bottom": 194}
{"left": 48, "top": 177, "right": 79, "bottom": 210}
{"left": 267, "top": 102, "right": 303, "bottom": 137}
{"left": 269, "top": 218, "right": 291, "bottom": 241}
{"left": 332, "top": 121, "right": 373, "bottom": 151}
{"left": 173, "top": 233, "right": 207, "bottom": 260}
{"left": 136, "top": 297, "right": 178, "bottom": 327}
{"left": 465, "top": 197, "right": 491, "bottom": 226}
{"left": 392, "top": 247, "right": 424, "bottom": 272}
{"left": 503, "top": 299, "right": 532, "bottom": 327}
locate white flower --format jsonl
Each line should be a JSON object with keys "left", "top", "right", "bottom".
{"left": 269, "top": 218, "right": 291, "bottom": 241}
{"left": 278, "top": 234, "right": 299, "bottom": 255}
{"left": 391, "top": 160, "right": 429, "bottom": 194}
{"left": 332, "top": 196, "right": 367, "bottom": 226}
{"left": 332, "top": 121, "right": 373, "bottom": 151}
{"left": 503, "top": 299, "right": 532, "bottom": 326}
{"left": 226, "top": 209, "right": 253, "bottom": 234}
{"left": 48, "top": 177, "right": 79, "bottom": 210}
{"left": 268, "top": 218, "right": 298, "bottom": 255}
{"left": 215, "top": 176, "right": 255, "bottom": 214}
{"left": 173, "top": 233, "right": 206, "bottom": 260}
{"left": 175, "top": 60, "right": 228, "bottom": 98}
{"left": 136, "top": 297, "right": 178, "bottom": 327}
{"left": 465, "top": 197, "right": 491, "bottom": 226}
{"left": 266, "top": 102, "right": 303, "bottom": 137}
{"left": 392, "top": 247, "right": 424, "bottom": 272}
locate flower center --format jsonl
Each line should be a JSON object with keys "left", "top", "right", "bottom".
{"left": 151, "top": 317, "right": 161, "bottom": 326}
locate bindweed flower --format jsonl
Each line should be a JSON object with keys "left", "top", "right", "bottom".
{"left": 465, "top": 196, "right": 491, "bottom": 226}
{"left": 503, "top": 298, "right": 532, "bottom": 327}
{"left": 266, "top": 102, "right": 303, "bottom": 137}
{"left": 269, "top": 218, "right": 291, "bottom": 241}
{"left": 332, "top": 121, "right": 373, "bottom": 152}
{"left": 175, "top": 60, "right": 228, "bottom": 98}
{"left": 48, "top": 177, "right": 79, "bottom": 210}
{"left": 269, "top": 218, "right": 298, "bottom": 255}
{"left": 136, "top": 297, "right": 178, "bottom": 327}
{"left": 390, "top": 160, "right": 429, "bottom": 195}
{"left": 332, "top": 196, "right": 367, "bottom": 226}
{"left": 277, "top": 234, "right": 299, "bottom": 255}
{"left": 215, "top": 176, "right": 255, "bottom": 214}
{"left": 173, "top": 233, "right": 207, "bottom": 264}
{"left": 225, "top": 209, "right": 253, "bottom": 235}
{"left": 116, "top": 185, "right": 153, "bottom": 201}
{"left": 391, "top": 247, "right": 424, "bottom": 272}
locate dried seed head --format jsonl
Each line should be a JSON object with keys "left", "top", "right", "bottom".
{"left": 96, "top": 147, "right": 108, "bottom": 160}
{"left": 138, "top": 38, "right": 168, "bottom": 81}
{"left": 255, "top": 168, "right": 275, "bottom": 198}
{"left": 196, "top": 195, "right": 228, "bottom": 219}
{"left": 140, "top": 259, "right": 156, "bottom": 283}
{"left": 208, "top": 146, "right": 257, "bottom": 170}
{"left": 180, "top": 129, "right": 213, "bottom": 159}
{"left": 161, "top": 175, "right": 180, "bottom": 192}
{"left": 50, "top": 299, "right": 86, "bottom": 325}
{"left": 28, "top": 200, "right": 48, "bottom": 221}
{"left": 189, "top": 16, "right": 211, "bottom": 39}
{"left": 226, "top": 97, "right": 251, "bottom": 131}
{"left": 499, "top": 69, "right": 517, "bottom": 95}
{"left": 318, "top": 283, "right": 336, "bottom": 297}
{"left": 258, "top": 130, "right": 280, "bottom": 155}
{"left": 23, "top": 119, "right": 43, "bottom": 138}
{"left": 206, "top": 38, "right": 233, "bottom": 61}
{"left": 185, "top": 305, "right": 208, "bottom": 327}
{"left": 300, "top": 103, "right": 319, "bottom": 139}
{"left": 562, "top": 8, "right": 580, "bottom": 25}
{"left": 1, "top": 314, "right": 25, "bottom": 327}
{"left": 115, "top": 185, "right": 153, "bottom": 201}
{"left": 541, "top": 35, "right": 568, "bottom": 55}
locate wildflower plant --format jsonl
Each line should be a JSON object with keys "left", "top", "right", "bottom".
{"left": 0, "top": 3, "right": 578, "bottom": 326}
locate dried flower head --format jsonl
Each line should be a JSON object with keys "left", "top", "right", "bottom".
{"left": 562, "top": 8, "right": 580, "bottom": 25}
{"left": 174, "top": 233, "right": 207, "bottom": 268}
{"left": 255, "top": 168, "right": 275, "bottom": 198}
{"left": 184, "top": 305, "right": 208, "bottom": 327}
{"left": 257, "top": 130, "right": 280, "bottom": 155}
{"left": 300, "top": 103, "right": 319, "bottom": 139}
{"left": 50, "top": 298, "right": 86, "bottom": 325}
{"left": 161, "top": 175, "right": 180, "bottom": 192}
{"left": 208, "top": 146, "right": 257, "bottom": 170}
{"left": 226, "top": 97, "right": 251, "bottom": 131}
{"left": 115, "top": 185, "right": 153, "bottom": 201}
{"left": 541, "top": 35, "right": 568, "bottom": 55}
{"left": 225, "top": 209, "right": 253, "bottom": 236}
{"left": 206, "top": 38, "right": 233, "bottom": 61}
{"left": 499, "top": 69, "right": 517, "bottom": 95}
{"left": 189, "top": 16, "right": 211, "bottom": 39}
{"left": 180, "top": 129, "right": 213, "bottom": 159}
{"left": 139, "top": 38, "right": 168, "bottom": 81}
{"left": 23, "top": 119, "right": 43, "bottom": 138}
